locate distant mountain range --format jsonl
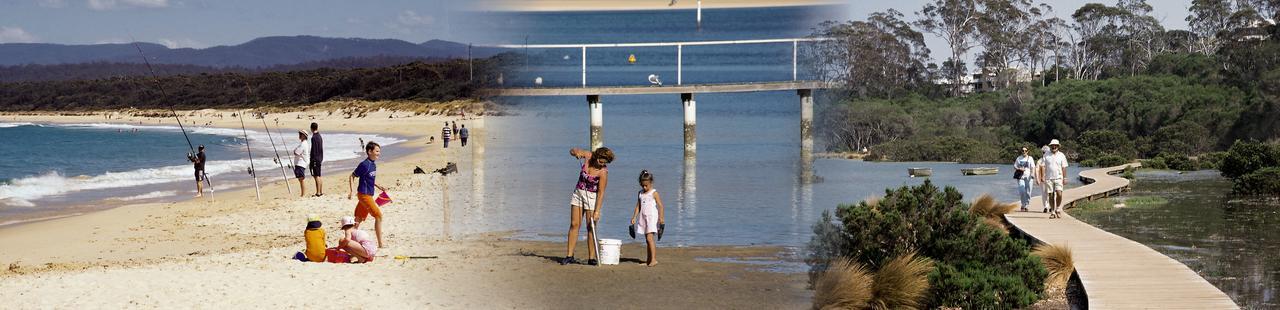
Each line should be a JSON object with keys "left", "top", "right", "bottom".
{"left": 0, "top": 36, "right": 506, "bottom": 67}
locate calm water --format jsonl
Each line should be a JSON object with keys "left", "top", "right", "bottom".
{"left": 1071, "top": 170, "right": 1280, "bottom": 309}
{"left": 444, "top": 6, "right": 1081, "bottom": 247}
{"left": 0, "top": 121, "right": 404, "bottom": 225}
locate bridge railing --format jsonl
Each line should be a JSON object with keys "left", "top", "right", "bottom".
{"left": 480, "top": 38, "right": 831, "bottom": 87}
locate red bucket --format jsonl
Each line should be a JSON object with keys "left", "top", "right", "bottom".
{"left": 375, "top": 191, "right": 392, "bottom": 207}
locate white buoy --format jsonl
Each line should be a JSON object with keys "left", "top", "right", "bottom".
{"left": 534, "top": 77, "right": 543, "bottom": 86}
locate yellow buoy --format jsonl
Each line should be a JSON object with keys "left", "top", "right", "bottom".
{"left": 628, "top": 54, "right": 636, "bottom": 64}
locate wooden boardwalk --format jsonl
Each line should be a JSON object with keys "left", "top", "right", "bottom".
{"left": 1004, "top": 164, "right": 1239, "bottom": 309}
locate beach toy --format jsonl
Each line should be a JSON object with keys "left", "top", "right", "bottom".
{"left": 598, "top": 239, "right": 622, "bottom": 265}
{"left": 325, "top": 247, "right": 351, "bottom": 263}
{"left": 375, "top": 191, "right": 392, "bottom": 207}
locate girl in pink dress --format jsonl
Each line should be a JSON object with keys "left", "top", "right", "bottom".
{"left": 630, "top": 170, "right": 665, "bottom": 267}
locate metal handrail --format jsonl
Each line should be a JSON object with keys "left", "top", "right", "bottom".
{"left": 479, "top": 37, "right": 831, "bottom": 86}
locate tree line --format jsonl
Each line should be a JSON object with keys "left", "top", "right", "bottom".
{"left": 0, "top": 58, "right": 501, "bottom": 111}
{"left": 0, "top": 55, "right": 457, "bottom": 83}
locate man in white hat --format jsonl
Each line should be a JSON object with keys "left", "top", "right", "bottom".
{"left": 1041, "top": 139, "right": 1069, "bottom": 218}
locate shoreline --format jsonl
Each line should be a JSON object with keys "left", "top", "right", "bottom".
{"left": 0, "top": 107, "right": 814, "bottom": 308}
{"left": 476, "top": 0, "right": 839, "bottom": 12}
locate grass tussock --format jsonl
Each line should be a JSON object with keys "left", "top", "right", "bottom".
{"left": 812, "top": 252, "right": 935, "bottom": 310}
{"left": 969, "top": 194, "right": 1018, "bottom": 232}
{"left": 812, "top": 258, "right": 873, "bottom": 310}
{"left": 1032, "top": 243, "right": 1075, "bottom": 288}
{"left": 871, "top": 252, "right": 934, "bottom": 310}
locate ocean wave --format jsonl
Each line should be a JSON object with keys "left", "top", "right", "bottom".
{"left": 107, "top": 190, "right": 179, "bottom": 202}
{"left": 0, "top": 122, "right": 35, "bottom": 128}
{"left": 0, "top": 124, "right": 406, "bottom": 207}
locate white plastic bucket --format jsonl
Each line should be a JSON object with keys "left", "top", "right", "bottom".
{"left": 598, "top": 238, "right": 622, "bottom": 265}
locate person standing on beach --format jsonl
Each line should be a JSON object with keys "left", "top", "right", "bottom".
{"left": 309, "top": 122, "right": 325, "bottom": 197}
{"left": 459, "top": 124, "right": 469, "bottom": 147}
{"left": 292, "top": 130, "right": 310, "bottom": 197}
{"left": 190, "top": 145, "right": 206, "bottom": 198}
{"left": 451, "top": 121, "right": 458, "bottom": 137}
{"left": 1042, "top": 140, "right": 1069, "bottom": 218}
{"left": 630, "top": 170, "right": 665, "bottom": 267}
{"left": 1014, "top": 147, "right": 1037, "bottom": 212}
{"left": 349, "top": 142, "right": 388, "bottom": 248}
{"left": 441, "top": 122, "right": 452, "bottom": 148}
{"left": 563, "top": 146, "right": 615, "bottom": 266}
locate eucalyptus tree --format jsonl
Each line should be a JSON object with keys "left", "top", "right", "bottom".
{"left": 807, "top": 10, "right": 931, "bottom": 100}
{"left": 915, "top": 0, "right": 981, "bottom": 96}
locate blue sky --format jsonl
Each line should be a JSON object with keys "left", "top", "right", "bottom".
{"left": 1, "top": 0, "right": 1200, "bottom": 61}
{"left": 0, "top": 0, "right": 490, "bottom": 47}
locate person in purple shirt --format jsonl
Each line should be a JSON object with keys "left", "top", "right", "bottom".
{"left": 348, "top": 142, "right": 388, "bottom": 248}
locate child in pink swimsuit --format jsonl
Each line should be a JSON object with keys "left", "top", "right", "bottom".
{"left": 630, "top": 170, "right": 665, "bottom": 267}
{"left": 338, "top": 216, "right": 377, "bottom": 263}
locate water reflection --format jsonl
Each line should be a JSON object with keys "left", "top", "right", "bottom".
{"left": 1071, "top": 170, "right": 1280, "bottom": 308}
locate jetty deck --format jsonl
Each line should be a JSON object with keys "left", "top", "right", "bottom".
{"left": 1005, "top": 164, "right": 1238, "bottom": 309}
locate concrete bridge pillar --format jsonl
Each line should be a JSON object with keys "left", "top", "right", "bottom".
{"left": 588, "top": 95, "right": 603, "bottom": 150}
{"left": 682, "top": 93, "right": 696, "bottom": 156}
{"left": 799, "top": 89, "right": 813, "bottom": 156}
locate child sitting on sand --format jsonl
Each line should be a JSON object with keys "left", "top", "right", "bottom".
{"left": 629, "top": 170, "right": 665, "bottom": 267}
{"left": 338, "top": 216, "right": 377, "bottom": 263}
{"left": 301, "top": 214, "right": 326, "bottom": 262}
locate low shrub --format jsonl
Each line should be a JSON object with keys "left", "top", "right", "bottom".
{"left": 1233, "top": 167, "right": 1280, "bottom": 195}
{"left": 1157, "top": 153, "right": 1200, "bottom": 171}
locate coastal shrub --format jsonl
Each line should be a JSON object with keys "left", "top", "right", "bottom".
{"left": 812, "top": 257, "right": 873, "bottom": 309}
{"left": 807, "top": 180, "right": 1046, "bottom": 309}
{"left": 811, "top": 253, "right": 934, "bottom": 310}
{"left": 1076, "top": 130, "right": 1137, "bottom": 162}
{"left": 1122, "top": 165, "right": 1136, "bottom": 179}
{"left": 969, "top": 194, "right": 1017, "bottom": 233}
{"left": 1233, "top": 167, "right": 1280, "bottom": 195}
{"left": 1152, "top": 121, "right": 1213, "bottom": 156}
{"left": 1220, "top": 140, "right": 1280, "bottom": 179}
{"left": 1198, "top": 152, "right": 1229, "bottom": 170}
{"left": 1140, "top": 157, "right": 1169, "bottom": 170}
{"left": 1080, "top": 154, "right": 1128, "bottom": 168}
{"left": 1157, "top": 153, "right": 1200, "bottom": 171}
{"left": 867, "top": 136, "right": 1004, "bottom": 163}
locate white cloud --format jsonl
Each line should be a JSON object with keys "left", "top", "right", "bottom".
{"left": 88, "top": 0, "right": 169, "bottom": 10}
{"left": 37, "top": 0, "right": 68, "bottom": 8}
{"left": 0, "top": 26, "right": 38, "bottom": 43}
{"left": 157, "top": 38, "right": 204, "bottom": 49}
{"left": 397, "top": 10, "right": 435, "bottom": 26}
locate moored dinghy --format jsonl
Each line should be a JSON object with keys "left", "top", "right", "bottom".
{"left": 961, "top": 167, "right": 999, "bottom": 176}
{"left": 908, "top": 167, "right": 932, "bottom": 177}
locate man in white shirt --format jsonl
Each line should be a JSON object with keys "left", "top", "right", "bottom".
{"left": 1040, "top": 139, "right": 1069, "bottom": 218}
{"left": 293, "top": 130, "right": 310, "bottom": 197}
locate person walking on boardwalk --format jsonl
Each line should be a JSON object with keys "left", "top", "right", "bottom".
{"left": 1036, "top": 145, "right": 1052, "bottom": 213}
{"left": 441, "top": 122, "right": 452, "bottom": 148}
{"left": 1041, "top": 140, "right": 1069, "bottom": 218}
{"left": 459, "top": 124, "right": 469, "bottom": 147}
{"left": 349, "top": 142, "right": 388, "bottom": 248}
{"left": 189, "top": 145, "right": 207, "bottom": 198}
{"left": 562, "top": 146, "right": 615, "bottom": 266}
{"left": 1014, "top": 146, "right": 1037, "bottom": 212}
{"left": 309, "top": 122, "right": 325, "bottom": 197}
{"left": 292, "top": 130, "right": 310, "bottom": 197}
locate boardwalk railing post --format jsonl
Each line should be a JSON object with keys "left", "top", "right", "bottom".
{"left": 588, "top": 94, "right": 603, "bottom": 150}
{"left": 682, "top": 93, "right": 696, "bottom": 156}
{"left": 581, "top": 46, "right": 587, "bottom": 87}
{"left": 677, "top": 44, "right": 683, "bottom": 85}
{"left": 792, "top": 40, "right": 798, "bottom": 81}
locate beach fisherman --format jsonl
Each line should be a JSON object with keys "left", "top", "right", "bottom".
{"left": 563, "top": 147, "right": 615, "bottom": 266}
{"left": 1014, "top": 147, "right": 1037, "bottom": 212}
{"left": 189, "top": 145, "right": 207, "bottom": 198}
{"left": 292, "top": 130, "right": 310, "bottom": 197}
{"left": 349, "top": 142, "right": 388, "bottom": 248}
{"left": 441, "top": 122, "right": 452, "bottom": 148}
{"left": 309, "top": 122, "right": 325, "bottom": 197}
{"left": 459, "top": 124, "right": 469, "bottom": 147}
{"left": 1041, "top": 140, "right": 1069, "bottom": 218}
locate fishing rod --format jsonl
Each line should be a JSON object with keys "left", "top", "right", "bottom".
{"left": 237, "top": 110, "right": 261, "bottom": 201}
{"left": 244, "top": 82, "right": 293, "bottom": 195}
{"left": 131, "top": 38, "right": 212, "bottom": 199}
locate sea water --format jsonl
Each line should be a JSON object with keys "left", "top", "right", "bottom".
{"left": 442, "top": 6, "right": 1081, "bottom": 247}
{"left": 0, "top": 121, "right": 405, "bottom": 226}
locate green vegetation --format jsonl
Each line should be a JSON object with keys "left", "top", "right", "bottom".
{"left": 1234, "top": 167, "right": 1280, "bottom": 195}
{"left": 807, "top": 180, "right": 1047, "bottom": 309}
{"left": 1219, "top": 140, "right": 1280, "bottom": 195}
{"left": 812, "top": 253, "right": 935, "bottom": 309}
{"left": 812, "top": 0, "right": 1280, "bottom": 167}
{"left": 1070, "top": 198, "right": 1117, "bottom": 213}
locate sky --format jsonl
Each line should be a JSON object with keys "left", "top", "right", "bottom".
{"left": 0, "top": 0, "right": 491, "bottom": 48}
{"left": 0, "top": 0, "right": 1201, "bottom": 62}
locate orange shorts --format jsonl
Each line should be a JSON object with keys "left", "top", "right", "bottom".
{"left": 354, "top": 194, "right": 382, "bottom": 221}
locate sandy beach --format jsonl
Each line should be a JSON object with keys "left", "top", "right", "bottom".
{"left": 0, "top": 103, "right": 811, "bottom": 308}
{"left": 478, "top": 0, "right": 840, "bottom": 12}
